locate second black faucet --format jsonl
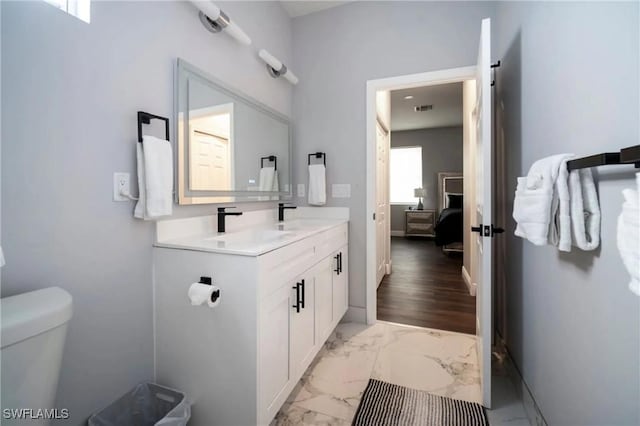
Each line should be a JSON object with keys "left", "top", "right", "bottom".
{"left": 217, "top": 207, "right": 243, "bottom": 233}
{"left": 278, "top": 203, "right": 297, "bottom": 222}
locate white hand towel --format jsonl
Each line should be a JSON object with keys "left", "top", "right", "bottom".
{"left": 569, "top": 168, "right": 601, "bottom": 251}
{"left": 513, "top": 153, "right": 574, "bottom": 249}
{"left": 259, "top": 166, "right": 275, "bottom": 192}
{"left": 0, "top": 246, "right": 5, "bottom": 267}
{"left": 308, "top": 164, "right": 326, "bottom": 206}
{"left": 617, "top": 173, "right": 640, "bottom": 296}
{"left": 134, "top": 135, "right": 173, "bottom": 220}
{"left": 272, "top": 169, "right": 279, "bottom": 192}
{"left": 549, "top": 156, "right": 573, "bottom": 252}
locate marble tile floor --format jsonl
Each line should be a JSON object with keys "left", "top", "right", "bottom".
{"left": 273, "top": 321, "right": 529, "bottom": 426}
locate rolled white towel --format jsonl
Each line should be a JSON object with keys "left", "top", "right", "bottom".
{"left": 569, "top": 168, "right": 601, "bottom": 251}
{"left": 617, "top": 174, "right": 640, "bottom": 296}
{"left": 513, "top": 153, "right": 574, "bottom": 249}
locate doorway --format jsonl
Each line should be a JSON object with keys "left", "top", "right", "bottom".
{"left": 376, "top": 81, "right": 475, "bottom": 334}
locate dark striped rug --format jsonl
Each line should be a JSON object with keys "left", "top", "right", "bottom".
{"left": 352, "top": 379, "right": 488, "bottom": 426}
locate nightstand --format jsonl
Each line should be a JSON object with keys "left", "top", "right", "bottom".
{"left": 405, "top": 209, "right": 436, "bottom": 237}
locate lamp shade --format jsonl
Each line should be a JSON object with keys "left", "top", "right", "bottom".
{"left": 414, "top": 188, "right": 427, "bottom": 198}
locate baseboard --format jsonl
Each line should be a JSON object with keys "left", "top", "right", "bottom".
{"left": 496, "top": 336, "right": 548, "bottom": 426}
{"left": 461, "top": 265, "right": 477, "bottom": 296}
{"left": 390, "top": 230, "right": 405, "bottom": 237}
{"left": 342, "top": 306, "right": 367, "bottom": 323}
{"left": 385, "top": 261, "right": 392, "bottom": 275}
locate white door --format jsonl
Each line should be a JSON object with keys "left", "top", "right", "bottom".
{"left": 313, "top": 258, "right": 334, "bottom": 344}
{"left": 473, "top": 17, "right": 493, "bottom": 409}
{"left": 259, "top": 284, "right": 292, "bottom": 420}
{"left": 332, "top": 246, "right": 348, "bottom": 322}
{"left": 290, "top": 273, "right": 316, "bottom": 378}
{"left": 375, "top": 122, "right": 389, "bottom": 285}
{"left": 189, "top": 128, "right": 231, "bottom": 191}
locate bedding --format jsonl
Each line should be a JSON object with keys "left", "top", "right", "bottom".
{"left": 435, "top": 207, "right": 463, "bottom": 246}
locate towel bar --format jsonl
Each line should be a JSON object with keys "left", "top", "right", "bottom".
{"left": 566, "top": 145, "right": 639, "bottom": 171}
{"left": 308, "top": 152, "right": 326, "bottom": 166}
{"left": 260, "top": 155, "right": 277, "bottom": 170}
{"left": 137, "top": 111, "right": 170, "bottom": 143}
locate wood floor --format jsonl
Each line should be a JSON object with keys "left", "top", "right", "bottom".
{"left": 376, "top": 237, "right": 476, "bottom": 334}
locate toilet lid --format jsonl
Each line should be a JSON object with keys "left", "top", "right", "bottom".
{"left": 1, "top": 287, "right": 73, "bottom": 348}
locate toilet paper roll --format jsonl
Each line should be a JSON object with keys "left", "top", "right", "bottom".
{"left": 188, "top": 283, "right": 214, "bottom": 306}
{"left": 207, "top": 286, "right": 221, "bottom": 308}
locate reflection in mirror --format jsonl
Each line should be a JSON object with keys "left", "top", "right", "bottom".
{"left": 176, "top": 59, "right": 292, "bottom": 205}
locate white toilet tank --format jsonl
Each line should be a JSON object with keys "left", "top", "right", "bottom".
{"left": 1, "top": 287, "right": 73, "bottom": 424}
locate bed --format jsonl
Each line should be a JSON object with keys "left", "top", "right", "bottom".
{"left": 434, "top": 172, "right": 463, "bottom": 253}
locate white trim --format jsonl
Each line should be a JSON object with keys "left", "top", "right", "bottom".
{"left": 366, "top": 65, "right": 477, "bottom": 325}
{"left": 461, "top": 265, "right": 477, "bottom": 296}
{"left": 385, "top": 261, "right": 392, "bottom": 275}
{"left": 342, "top": 306, "right": 367, "bottom": 323}
{"left": 497, "top": 336, "right": 549, "bottom": 426}
{"left": 390, "top": 230, "right": 405, "bottom": 237}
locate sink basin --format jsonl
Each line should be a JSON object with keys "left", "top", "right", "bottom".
{"left": 276, "top": 219, "right": 331, "bottom": 231}
{"left": 208, "top": 229, "right": 293, "bottom": 246}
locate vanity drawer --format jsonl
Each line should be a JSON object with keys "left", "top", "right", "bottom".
{"left": 315, "top": 224, "right": 348, "bottom": 260}
{"left": 258, "top": 238, "right": 317, "bottom": 299}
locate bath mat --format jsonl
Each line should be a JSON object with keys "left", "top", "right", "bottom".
{"left": 352, "top": 379, "right": 488, "bottom": 426}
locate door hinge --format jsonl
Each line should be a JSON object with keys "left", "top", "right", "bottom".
{"left": 373, "top": 213, "right": 376, "bottom": 220}
{"left": 472, "top": 224, "right": 505, "bottom": 237}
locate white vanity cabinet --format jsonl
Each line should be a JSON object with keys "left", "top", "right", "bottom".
{"left": 154, "top": 221, "right": 349, "bottom": 426}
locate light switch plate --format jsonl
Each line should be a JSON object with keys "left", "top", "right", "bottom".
{"left": 297, "top": 184, "right": 305, "bottom": 197}
{"left": 332, "top": 184, "right": 351, "bottom": 198}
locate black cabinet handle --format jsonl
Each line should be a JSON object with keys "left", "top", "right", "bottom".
{"left": 292, "top": 283, "right": 301, "bottom": 313}
{"left": 334, "top": 254, "right": 340, "bottom": 275}
{"left": 300, "top": 279, "right": 305, "bottom": 309}
{"left": 339, "top": 252, "right": 343, "bottom": 274}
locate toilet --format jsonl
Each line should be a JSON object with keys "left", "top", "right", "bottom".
{"left": 1, "top": 287, "right": 73, "bottom": 422}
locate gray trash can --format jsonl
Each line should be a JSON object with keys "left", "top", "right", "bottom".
{"left": 88, "top": 382, "right": 191, "bottom": 426}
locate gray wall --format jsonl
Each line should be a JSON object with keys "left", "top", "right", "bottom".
{"left": 390, "top": 127, "right": 462, "bottom": 232}
{"left": 291, "top": 1, "right": 496, "bottom": 309}
{"left": 494, "top": 2, "right": 639, "bottom": 424}
{"left": 0, "top": 1, "right": 292, "bottom": 423}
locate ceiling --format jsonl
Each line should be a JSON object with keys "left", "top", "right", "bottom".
{"left": 390, "top": 82, "right": 463, "bottom": 132}
{"left": 280, "top": 1, "right": 352, "bottom": 18}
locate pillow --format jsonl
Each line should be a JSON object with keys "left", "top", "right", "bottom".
{"left": 446, "top": 193, "right": 463, "bottom": 209}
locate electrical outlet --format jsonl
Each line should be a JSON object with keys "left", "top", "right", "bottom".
{"left": 113, "top": 172, "right": 130, "bottom": 201}
{"left": 297, "top": 184, "right": 305, "bottom": 197}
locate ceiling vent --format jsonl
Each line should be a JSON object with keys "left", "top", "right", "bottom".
{"left": 414, "top": 105, "right": 433, "bottom": 112}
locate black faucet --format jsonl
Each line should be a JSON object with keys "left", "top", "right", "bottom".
{"left": 217, "top": 207, "right": 243, "bottom": 233}
{"left": 278, "top": 203, "right": 297, "bottom": 222}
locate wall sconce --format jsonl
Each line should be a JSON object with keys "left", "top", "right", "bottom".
{"left": 189, "top": 0, "right": 252, "bottom": 46}
{"left": 258, "top": 49, "right": 299, "bottom": 85}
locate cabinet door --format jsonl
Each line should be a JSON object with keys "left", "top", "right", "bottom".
{"left": 314, "top": 257, "right": 334, "bottom": 344}
{"left": 332, "top": 246, "right": 349, "bottom": 323}
{"left": 290, "top": 274, "right": 316, "bottom": 378}
{"left": 259, "top": 284, "right": 292, "bottom": 418}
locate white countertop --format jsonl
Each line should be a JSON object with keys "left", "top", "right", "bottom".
{"left": 154, "top": 219, "right": 348, "bottom": 256}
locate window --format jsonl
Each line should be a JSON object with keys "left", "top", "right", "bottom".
{"left": 390, "top": 146, "right": 423, "bottom": 204}
{"left": 45, "top": 0, "right": 91, "bottom": 23}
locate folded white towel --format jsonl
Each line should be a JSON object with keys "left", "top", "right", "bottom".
{"left": 617, "top": 173, "right": 640, "bottom": 296}
{"left": 569, "top": 168, "right": 601, "bottom": 251}
{"left": 308, "top": 164, "right": 326, "bottom": 206}
{"left": 259, "top": 167, "right": 276, "bottom": 192}
{"left": 513, "top": 154, "right": 574, "bottom": 249}
{"left": 0, "top": 246, "right": 5, "bottom": 268}
{"left": 134, "top": 135, "right": 173, "bottom": 220}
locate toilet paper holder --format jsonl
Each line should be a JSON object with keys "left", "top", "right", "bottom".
{"left": 199, "top": 276, "right": 220, "bottom": 303}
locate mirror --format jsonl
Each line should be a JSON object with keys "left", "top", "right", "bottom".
{"left": 175, "top": 59, "right": 292, "bottom": 204}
